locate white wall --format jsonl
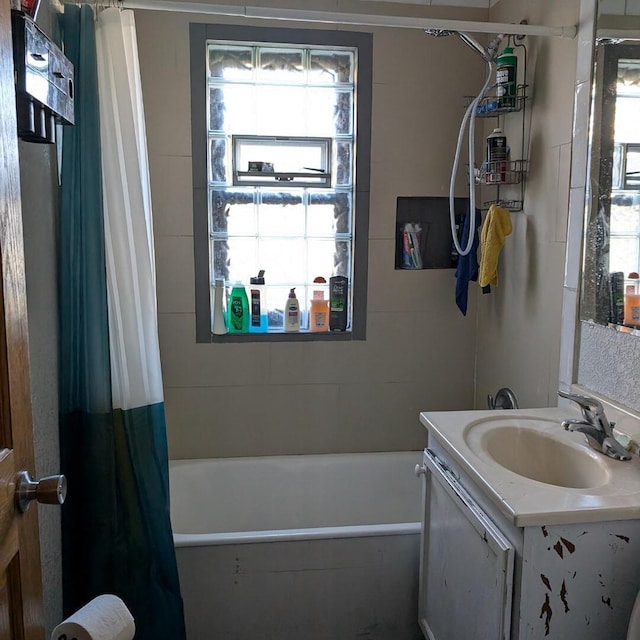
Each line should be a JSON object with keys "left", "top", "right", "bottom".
{"left": 475, "top": 0, "right": 581, "bottom": 409}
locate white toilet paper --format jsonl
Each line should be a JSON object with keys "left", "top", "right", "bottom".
{"left": 51, "top": 594, "right": 135, "bottom": 640}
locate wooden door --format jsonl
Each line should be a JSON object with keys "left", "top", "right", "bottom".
{"left": 0, "top": 0, "right": 45, "bottom": 637}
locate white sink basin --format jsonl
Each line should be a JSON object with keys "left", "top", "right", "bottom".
{"left": 465, "top": 419, "right": 610, "bottom": 488}
{"left": 420, "top": 407, "right": 640, "bottom": 526}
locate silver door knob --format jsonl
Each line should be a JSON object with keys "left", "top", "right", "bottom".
{"left": 415, "top": 463, "right": 427, "bottom": 477}
{"left": 15, "top": 470, "right": 67, "bottom": 513}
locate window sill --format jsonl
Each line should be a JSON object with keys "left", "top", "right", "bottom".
{"left": 209, "top": 330, "right": 357, "bottom": 343}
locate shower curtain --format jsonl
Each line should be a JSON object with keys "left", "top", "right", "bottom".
{"left": 58, "top": 6, "right": 185, "bottom": 640}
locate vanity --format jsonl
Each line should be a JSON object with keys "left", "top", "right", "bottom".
{"left": 417, "top": 404, "right": 640, "bottom": 640}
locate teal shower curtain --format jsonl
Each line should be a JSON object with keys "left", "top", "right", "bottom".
{"left": 58, "top": 7, "right": 185, "bottom": 640}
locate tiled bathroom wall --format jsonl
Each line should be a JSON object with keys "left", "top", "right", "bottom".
{"left": 135, "top": 0, "right": 582, "bottom": 459}
{"left": 599, "top": 0, "right": 640, "bottom": 14}
{"left": 136, "top": 1, "right": 491, "bottom": 459}
{"left": 475, "top": 0, "right": 581, "bottom": 409}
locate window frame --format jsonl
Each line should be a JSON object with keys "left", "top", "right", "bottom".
{"left": 190, "top": 22, "right": 372, "bottom": 343}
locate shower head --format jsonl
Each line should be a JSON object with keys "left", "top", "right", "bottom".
{"left": 425, "top": 29, "right": 506, "bottom": 63}
{"left": 457, "top": 31, "right": 488, "bottom": 60}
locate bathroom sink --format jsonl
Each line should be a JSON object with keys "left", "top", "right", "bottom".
{"left": 463, "top": 417, "right": 610, "bottom": 489}
{"left": 421, "top": 406, "right": 640, "bottom": 527}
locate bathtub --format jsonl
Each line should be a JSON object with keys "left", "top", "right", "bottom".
{"left": 170, "top": 451, "right": 423, "bottom": 640}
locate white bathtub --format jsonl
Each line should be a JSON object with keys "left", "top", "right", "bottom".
{"left": 170, "top": 451, "right": 423, "bottom": 640}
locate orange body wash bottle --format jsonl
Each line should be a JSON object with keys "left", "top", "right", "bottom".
{"left": 310, "top": 277, "right": 329, "bottom": 332}
{"left": 624, "top": 271, "right": 640, "bottom": 328}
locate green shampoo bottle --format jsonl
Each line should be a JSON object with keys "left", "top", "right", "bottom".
{"left": 496, "top": 46, "right": 517, "bottom": 109}
{"left": 228, "top": 283, "right": 249, "bottom": 333}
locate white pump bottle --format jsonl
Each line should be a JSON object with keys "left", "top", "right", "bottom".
{"left": 284, "top": 288, "right": 300, "bottom": 332}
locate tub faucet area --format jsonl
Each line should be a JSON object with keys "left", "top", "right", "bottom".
{"left": 559, "top": 390, "right": 632, "bottom": 461}
{"left": 487, "top": 387, "right": 519, "bottom": 410}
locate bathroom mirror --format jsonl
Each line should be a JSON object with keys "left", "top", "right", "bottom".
{"left": 581, "top": 34, "right": 640, "bottom": 330}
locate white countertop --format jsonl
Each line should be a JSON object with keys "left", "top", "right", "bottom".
{"left": 420, "top": 406, "right": 640, "bottom": 527}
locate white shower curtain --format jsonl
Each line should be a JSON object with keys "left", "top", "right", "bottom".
{"left": 88, "top": 10, "right": 185, "bottom": 638}
{"left": 95, "top": 7, "right": 163, "bottom": 409}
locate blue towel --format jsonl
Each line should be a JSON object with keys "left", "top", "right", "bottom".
{"left": 455, "top": 207, "right": 482, "bottom": 316}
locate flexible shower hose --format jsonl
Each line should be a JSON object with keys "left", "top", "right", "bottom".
{"left": 449, "top": 57, "right": 495, "bottom": 257}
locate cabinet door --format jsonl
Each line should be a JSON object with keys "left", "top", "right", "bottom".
{"left": 419, "top": 449, "right": 514, "bottom": 640}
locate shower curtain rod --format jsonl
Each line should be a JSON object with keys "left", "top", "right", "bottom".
{"left": 117, "top": 1, "right": 578, "bottom": 39}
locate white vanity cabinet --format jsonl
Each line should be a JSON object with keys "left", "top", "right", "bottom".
{"left": 419, "top": 448, "right": 514, "bottom": 639}
{"left": 418, "top": 440, "right": 640, "bottom": 640}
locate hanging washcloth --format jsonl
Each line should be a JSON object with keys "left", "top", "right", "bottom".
{"left": 479, "top": 204, "right": 512, "bottom": 287}
{"left": 455, "top": 207, "right": 482, "bottom": 316}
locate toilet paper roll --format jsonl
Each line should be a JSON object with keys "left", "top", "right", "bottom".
{"left": 51, "top": 594, "right": 135, "bottom": 640}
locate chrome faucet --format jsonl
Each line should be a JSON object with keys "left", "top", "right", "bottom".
{"left": 558, "top": 390, "right": 631, "bottom": 461}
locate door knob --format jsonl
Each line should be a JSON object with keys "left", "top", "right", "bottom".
{"left": 15, "top": 470, "right": 67, "bottom": 513}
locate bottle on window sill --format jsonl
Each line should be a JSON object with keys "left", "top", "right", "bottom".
{"left": 284, "top": 288, "right": 300, "bottom": 332}
{"left": 249, "top": 270, "right": 268, "bottom": 333}
{"left": 228, "top": 282, "right": 249, "bottom": 333}
{"left": 310, "top": 276, "right": 329, "bottom": 332}
{"left": 329, "top": 276, "right": 348, "bottom": 332}
{"left": 624, "top": 271, "right": 640, "bottom": 328}
{"left": 212, "top": 278, "right": 228, "bottom": 335}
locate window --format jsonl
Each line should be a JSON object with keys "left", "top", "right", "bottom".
{"left": 190, "top": 23, "right": 372, "bottom": 341}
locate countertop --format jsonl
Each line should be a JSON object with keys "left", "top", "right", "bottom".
{"left": 419, "top": 406, "right": 640, "bottom": 527}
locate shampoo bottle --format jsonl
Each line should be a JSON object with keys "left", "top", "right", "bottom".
{"left": 329, "top": 276, "right": 348, "bottom": 331}
{"left": 486, "top": 128, "right": 508, "bottom": 184}
{"left": 228, "top": 282, "right": 249, "bottom": 333}
{"left": 249, "top": 270, "right": 268, "bottom": 333}
{"left": 496, "top": 46, "right": 518, "bottom": 109}
{"left": 284, "top": 288, "right": 300, "bottom": 332}
{"left": 212, "top": 278, "right": 228, "bottom": 335}
{"left": 610, "top": 271, "right": 625, "bottom": 325}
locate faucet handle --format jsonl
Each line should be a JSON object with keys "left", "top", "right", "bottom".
{"left": 558, "top": 390, "right": 605, "bottom": 420}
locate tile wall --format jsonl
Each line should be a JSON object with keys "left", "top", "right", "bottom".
{"left": 135, "top": 0, "right": 585, "bottom": 459}
{"left": 475, "top": 0, "right": 581, "bottom": 408}
{"left": 136, "top": 2, "right": 490, "bottom": 459}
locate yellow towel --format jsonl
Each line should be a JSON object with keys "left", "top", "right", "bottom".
{"left": 478, "top": 204, "right": 512, "bottom": 287}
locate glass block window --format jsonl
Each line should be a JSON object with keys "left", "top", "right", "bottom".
{"left": 192, "top": 25, "right": 371, "bottom": 340}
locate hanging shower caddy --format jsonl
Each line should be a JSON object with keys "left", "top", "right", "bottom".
{"left": 466, "top": 44, "right": 529, "bottom": 212}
